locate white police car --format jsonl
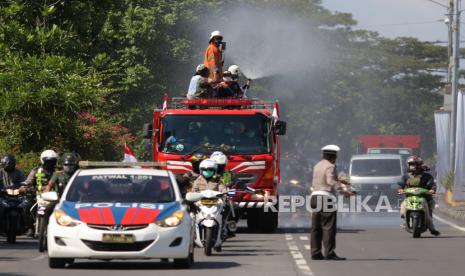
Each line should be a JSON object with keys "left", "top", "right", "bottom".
{"left": 43, "top": 164, "right": 194, "bottom": 269}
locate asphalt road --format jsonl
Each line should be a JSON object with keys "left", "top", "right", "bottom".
{"left": 2, "top": 211, "right": 465, "bottom": 276}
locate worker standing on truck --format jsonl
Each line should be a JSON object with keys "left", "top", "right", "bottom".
{"left": 310, "top": 145, "right": 353, "bottom": 261}
{"left": 204, "top": 30, "right": 225, "bottom": 83}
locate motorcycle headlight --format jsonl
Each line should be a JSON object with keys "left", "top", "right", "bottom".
{"left": 54, "top": 209, "right": 80, "bottom": 227}
{"left": 155, "top": 210, "right": 184, "bottom": 227}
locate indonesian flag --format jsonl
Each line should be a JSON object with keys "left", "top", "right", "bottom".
{"left": 272, "top": 101, "right": 280, "bottom": 123}
{"left": 123, "top": 143, "right": 138, "bottom": 163}
{"left": 162, "top": 93, "right": 168, "bottom": 110}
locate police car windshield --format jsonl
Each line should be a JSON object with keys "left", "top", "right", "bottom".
{"left": 160, "top": 114, "right": 271, "bottom": 155}
{"left": 66, "top": 174, "right": 175, "bottom": 203}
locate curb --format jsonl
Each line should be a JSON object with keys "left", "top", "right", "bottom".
{"left": 436, "top": 196, "right": 465, "bottom": 223}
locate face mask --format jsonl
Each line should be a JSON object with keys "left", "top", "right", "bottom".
{"left": 408, "top": 165, "right": 417, "bottom": 172}
{"left": 202, "top": 170, "right": 215, "bottom": 178}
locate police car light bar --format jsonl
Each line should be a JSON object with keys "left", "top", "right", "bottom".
{"left": 79, "top": 161, "right": 167, "bottom": 168}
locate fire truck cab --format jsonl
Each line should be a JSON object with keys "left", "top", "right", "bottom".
{"left": 143, "top": 97, "right": 286, "bottom": 232}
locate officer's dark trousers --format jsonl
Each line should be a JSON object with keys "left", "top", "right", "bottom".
{"left": 310, "top": 194, "right": 337, "bottom": 257}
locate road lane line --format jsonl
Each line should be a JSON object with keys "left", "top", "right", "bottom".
{"left": 287, "top": 239, "right": 314, "bottom": 276}
{"left": 299, "top": 236, "right": 309, "bottom": 240}
{"left": 31, "top": 255, "right": 45, "bottom": 261}
{"left": 304, "top": 245, "right": 311, "bottom": 250}
{"left": 285, "top": 234, "right": 293, "bottom": 240}
{"left": 434, "top": 214, "right": 465, "bottom": 232}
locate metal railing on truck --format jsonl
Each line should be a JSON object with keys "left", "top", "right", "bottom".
{"left": 170, "top": 97, "right": 273, "bottom": 111}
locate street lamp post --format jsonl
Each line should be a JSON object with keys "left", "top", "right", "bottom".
{"left": 450, "top": 0, "right": 461, "bottom": 170}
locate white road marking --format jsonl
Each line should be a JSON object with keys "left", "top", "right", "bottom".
{"left": 299, "top": 236, "right": 309, "bottom": 240}
{"left": 287, "top": 239, "right": 314, "bottom": 276}
{"left": 31, "top": 255, "right": 45, "bottom": 261}
{"left": 304, "top": 245, "right": 311, "bottom": 250}
{"left": 434, "top": 214, "right": 465, "bottom": 232}
{"left": 285, "top": 234, "right": 293, "bottom": 240}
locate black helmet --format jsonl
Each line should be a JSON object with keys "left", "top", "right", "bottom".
{"left": 61, "top": 152, "right": 80, "bottom": 175}
{"left": 190, "top": 153, "right": 207, "bottom": 174}
{"left": 1, "top": 154, "right": 16, "bottom": 172}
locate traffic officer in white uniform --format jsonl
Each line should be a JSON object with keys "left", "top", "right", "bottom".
{"left": 310, "top": 145, "right": 353, "bottom": 260}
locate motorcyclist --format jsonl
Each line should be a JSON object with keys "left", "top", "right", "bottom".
{"left": 176, "top": 153, "right": 207, "bottom": 197}
{"left": 45, "top": 152, "right": 80, "bottom": 196}
{"left": 210, "top": 151, "right": 234, "bottom": 188}
{"left": 0, "top": 155, "right": 26, "bottom": 226}
{"left": 24, "top": 149, "right": 58, "bottom": 236}
{"left": 210, "top": 151, "right": 236, "bottom": 238}
{"left": 399, "top": 155, "right": 440, "bottom": 236}
{"left": 191, "top": 159, "right": 226, "bottom": 193}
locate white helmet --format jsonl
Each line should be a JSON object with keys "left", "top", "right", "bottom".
{"left": 321, "top": 145, "right": 340, "bottom": 153}
{"left": 210, "top": 30, "right": 223, "bottom": 40}
{"left": 228, "top": 65, "right": 240, "bottom": 76}
{"left": 196, "top": 64, "right": 207, "bottom": 73}
{"left": 210, "top": 151, "right": 228, "bottom": 165}
{"left": 199, "top": 159, "right": 218, "bottom": 170}
{"left": 40, "top": 149, "right": 58, "bottom": 164}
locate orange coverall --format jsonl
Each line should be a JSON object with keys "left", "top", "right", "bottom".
{"left": 204, "top": 43, "right": 223, "bottom": 82}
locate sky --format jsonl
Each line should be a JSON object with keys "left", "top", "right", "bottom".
{"left": 323, "top": 0, "right": 453, "bottom": 42}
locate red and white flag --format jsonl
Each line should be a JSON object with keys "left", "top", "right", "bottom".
{"left": 162, "top": 93, "right": 168, "bottom": 110}
{"left": 272, "top": 101, "right": 280, "bottom": 123}
{"left": 123, "top": 143, "right": 138, "bottom": 163}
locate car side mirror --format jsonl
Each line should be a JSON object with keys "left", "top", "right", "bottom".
{"left": 41, "top": 191, "right": 59, "bottom": 202}
{"left": 275, "top": 120, "right": 287, "bottom": 135}
{"left": 185, "top": 192, "right": 202, "bottom": 202}
{"left": 142, "top": 123, "right": 153, "bottom": 139}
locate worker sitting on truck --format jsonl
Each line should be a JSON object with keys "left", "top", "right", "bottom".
{"left": 215, "top": 71, "right": 236, "bottom": 98}
{"left": 228, "top": 65, "right": 251, "bottom": 98}
{"left": 187, "top": 64, "right": 214, "bottom": 99}
{"left": 191, "top": 159, "right": 226, "bottom": 193}
{"left": 204, "top": 30, "right": 225, "bottom": 83}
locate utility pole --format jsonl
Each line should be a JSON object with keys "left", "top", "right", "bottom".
{"left": 450, "top": 0, "right": 461, "bottom": 170}
{"left": 448, "top": 0, "right": 454, "bottom": 82}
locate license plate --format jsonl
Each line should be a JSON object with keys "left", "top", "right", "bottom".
{"left": 102, "top": 233, "right": 135, "bottom": 244}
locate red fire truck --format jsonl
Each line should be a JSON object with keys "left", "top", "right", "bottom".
{"left": 143, "top": 97, "right": 286, "bottom": 232}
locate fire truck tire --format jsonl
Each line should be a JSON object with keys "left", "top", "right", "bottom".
{"left": 246, "top": 209, "right": 260, "bottom": 230}
{"left": 258, "top": 209, "right": 278, "bottom": 233}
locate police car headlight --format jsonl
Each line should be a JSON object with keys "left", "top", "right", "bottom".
{"left": 54, "top": 209, "right": 80, "bottom": 227}
{"left": 155, "top": 210, "right": 184, "bottom": 227}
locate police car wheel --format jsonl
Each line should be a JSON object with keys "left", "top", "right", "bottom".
{"left": 49, "top": 257, "right": 73, "bottom": 269}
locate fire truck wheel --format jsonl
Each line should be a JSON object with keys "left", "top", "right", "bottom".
{"left": 246, "top": 209, "right": 260, "bottom": 230}
{"left": 258, "top": 209, "right": 278, "bottom": 233}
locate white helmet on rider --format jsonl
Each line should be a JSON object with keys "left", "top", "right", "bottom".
{"left": 228, "top": 65, "right": 240, "bottom": 78}
{"left": 210, "top": 151, "right": 228, "bottom": 165}
{"left": 199, "top": 159, "right": 218, "bottom": 179}
{"left": 40, "top": 149, "right": 58, "bottom": 164}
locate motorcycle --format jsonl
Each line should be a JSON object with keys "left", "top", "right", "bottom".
{"left": 35, "top": 193, "right": 56, "bottom": 252}
{"left": 401, "top": 187, "right": 432, "bottom": 238}
{"left": 0, "top": 188, "right": 26, "bottom": 243}
{"left": 186, "top": 189, "right": 237, "bottom": 256}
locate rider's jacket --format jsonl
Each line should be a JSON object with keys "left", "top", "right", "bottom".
{"left": 399, "top": 171, "right": 436, "bottom": 201}
{"left": 192, "top": 175, "right": 227, "bottom": 193}
{"left": 0, "top": 168, "right": 26, "bottom": 190}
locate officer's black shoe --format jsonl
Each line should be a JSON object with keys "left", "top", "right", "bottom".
{"left": 431, "top": 230, "right": 441, "bottom": 236}
{"left": 311, "top": 254, "right": 325, "bottom": 260}
{"left": 325, "top": 254, "right": 346, "bottom": 261}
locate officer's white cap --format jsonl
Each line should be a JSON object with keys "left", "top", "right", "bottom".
{"left": 321, "top": 145, "right": 340, "bottom": 152}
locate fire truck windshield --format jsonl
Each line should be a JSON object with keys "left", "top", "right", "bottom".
{"left": 160, "top": 114, "right": 271, "bottom": 155}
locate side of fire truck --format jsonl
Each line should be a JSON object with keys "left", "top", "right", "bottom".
{"left": 143, "top": 97, "right": 286, "bottom": 232}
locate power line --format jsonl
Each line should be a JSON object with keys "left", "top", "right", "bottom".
{"left": 357, "top": 19, "right": 443, "bottom": 28}
{"left": 424, "top": 0, "right": 449, "bottom": 8}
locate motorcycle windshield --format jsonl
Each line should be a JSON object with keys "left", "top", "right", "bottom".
{"left": 160, "top": 114, "right": 271, "bottom": 155}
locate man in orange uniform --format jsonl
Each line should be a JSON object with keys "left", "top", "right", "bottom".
{"left": 204, "top": 30, "right": 225, "bottom": 83}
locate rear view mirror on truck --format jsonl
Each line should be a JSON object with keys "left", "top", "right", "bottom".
{"left": 275, "top": 120, "right": 287, "bottom": 135}
{"left": 142, "top": 123, "right": 153, "bottom": 139}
